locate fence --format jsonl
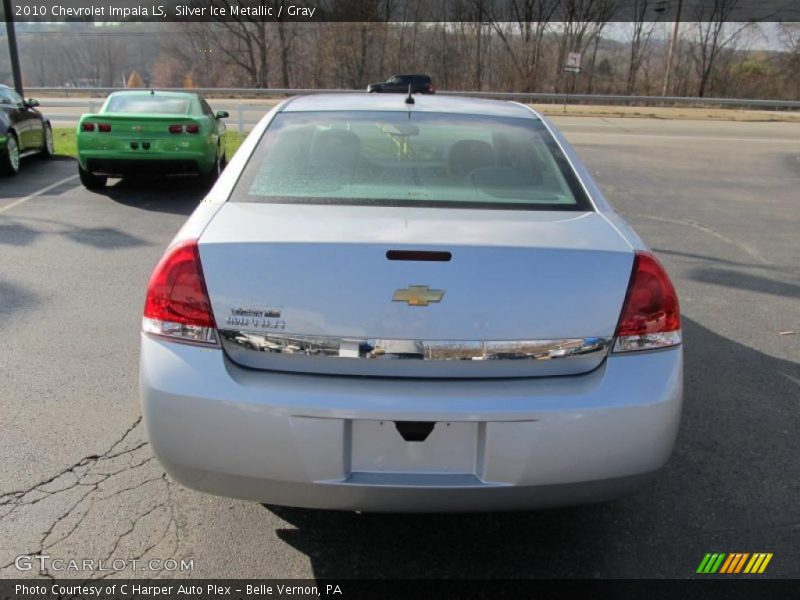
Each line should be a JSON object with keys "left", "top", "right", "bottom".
{"left": 30, "top": 88, "right": 800, "bottom": 135}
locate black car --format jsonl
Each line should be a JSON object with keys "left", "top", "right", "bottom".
{"left": 0, "top": 84, "right": 54, "bottom": 176}
{"left": 367, "top": 74, "right": 436, "bottom": 94}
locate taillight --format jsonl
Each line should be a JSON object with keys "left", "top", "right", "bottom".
{"left": 142, "top": 240, "right": 218, "bottom": 346}
{"left": 613, "top": 251, "right": 681, "bottom": 353}
{"left": 82, "top": 122, "right": 95, "bottom": 131}
{"left": 98, "top": 123, "right": 112, "bottom": 132}
{"left": 168, "top": 124, "right": 183, "bottom": 134}
{"left": 185, "top": 124, "right": 200, "bottom": 134}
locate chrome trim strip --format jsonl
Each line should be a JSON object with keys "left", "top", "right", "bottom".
{"left": 220, "top": 331, "right": 610, "bottom": 361}
{"left": 219, "top": 331, "right": 611, "bottom": 378}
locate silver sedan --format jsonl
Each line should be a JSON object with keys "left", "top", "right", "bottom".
{"left": 140, "top": 94, "right": 682, "bottom": 512}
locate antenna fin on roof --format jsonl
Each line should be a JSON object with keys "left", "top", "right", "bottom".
{"left": 404, "top": 84, "right": 415, "bottom": 105}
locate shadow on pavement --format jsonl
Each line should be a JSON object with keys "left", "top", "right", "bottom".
{"left": 653, "top": 248, "right": 795, "bottom": 276}
{"left": 63, "top": 226, "right": 150, "bottom": 250}
{"left": 0, "top": 222, "right": 41, "bottom": 247}
{"left": 0, "top": 279, "right": 40, "bottom": 320}
{"left": 100, "top": 177, "right": 210, "bottom": 216}
{"left": 264, "top": 318, "right": 800, "bottom": 578}
{"left": 688, "top": 267, "right": 800, "bottom": 300}
{"left": 0, "top": 217, "right": 149, "bottom": 250}
{"left": 0, "top": 157, "right": 79, "bottom": 199}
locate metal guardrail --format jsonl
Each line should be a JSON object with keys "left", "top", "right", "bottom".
{"left": 29, "top": 87, "right": 800, "bottom": 108}
{"left": 31, "top": 88, "right": 800, "bottom": 135}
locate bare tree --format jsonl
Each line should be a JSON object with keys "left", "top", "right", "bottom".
{"left": 777, "top": 23, "right": 800, "bottom": 98}
{"left": 58, "top": 32, "right": 130, "bottom": 86}
{"left": 445, "top": 0, "right": 492, "bottom": 90}
{"left": 489, "top": 0, "right": 560, "bottom": 92}
{"left": 690, "top": 0, "right": 754, "bottom": 97}
{"left": 200, "top": 0, "right": 286, "bottom": 87}
{"left": 626, "top": 0, "right": 659, "bottom": 94}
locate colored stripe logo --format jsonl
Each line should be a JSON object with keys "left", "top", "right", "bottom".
{"left": 697, "top": 553, "right": 773, "bottom": 574}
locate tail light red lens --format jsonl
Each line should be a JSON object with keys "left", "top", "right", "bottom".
{"left": 613, "top": 251, "right": 681, "bottom": 353}
{"left": 142, "top": 240, "right": 218, "bottom": 345}
{"left": 82, "top": 123, "right": 95, "bottom": 132}
{"left": 185, "top": 124, "right": 200, "bottom": 134}
{"left": 168, "top": 124, "right": 183, "bottom": 134}
{"left": 98, "top": 123, "right": 112, "bottom": 132}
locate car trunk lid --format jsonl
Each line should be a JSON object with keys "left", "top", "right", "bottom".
{"left": 198, "top": 203, "right": 634, "bottom": 378}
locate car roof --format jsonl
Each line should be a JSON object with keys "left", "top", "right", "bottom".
{"left": 282, "top": 93, "right": 539, "bottom": 119}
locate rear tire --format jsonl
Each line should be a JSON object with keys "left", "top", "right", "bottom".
{"left": 79, "top": 164, "right": 107, "bottom": 190}
{"left": 200, "top": 149, "right": 222, "bottom": 187}
{"left": 40, "top": 123, "right": 55, "bottom": 158}
{"left": 0, "top": 132, "right": 21, "bottom": 176}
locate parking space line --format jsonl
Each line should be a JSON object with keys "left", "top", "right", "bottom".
{"left": 0, "top": 174, "right": 79, "bottom": 215}
{"left": 779, "top": 371, "right": 800, "bottom": 389}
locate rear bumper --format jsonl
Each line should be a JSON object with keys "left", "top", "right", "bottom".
{"left": 83, "top": 157, "right": 203, "bottom": 177}
{"left": 140, "top": 335, "right": 683, "bottom": 512}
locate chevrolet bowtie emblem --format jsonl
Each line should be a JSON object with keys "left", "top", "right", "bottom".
{"left": 392, "top": 285, "right": 444, "bottom": 307}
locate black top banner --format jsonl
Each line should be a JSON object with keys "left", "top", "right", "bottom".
{"left": 3, "top": 0, "right": 800, "bottom": 23}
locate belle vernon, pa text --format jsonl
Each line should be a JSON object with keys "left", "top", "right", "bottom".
{"left": 16, "top": 584, "right": 343, "bottom": 597}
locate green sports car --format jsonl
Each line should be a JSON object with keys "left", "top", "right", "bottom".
{"left": 76, "top": 90, "right": 229, "bottom": 189}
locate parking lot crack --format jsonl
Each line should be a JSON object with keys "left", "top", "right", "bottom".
{"left": 0, "top": 416, "right": 183, "bottom": 578}
{"left": 0, "top": 417, "right": 144, "bottom": 508}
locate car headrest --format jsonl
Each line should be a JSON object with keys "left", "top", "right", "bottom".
{"left": 310, "top": 129, "right": 362, "bottom": 169}
{"left": 448, "top": 139, "right": 496, "bottom": 180}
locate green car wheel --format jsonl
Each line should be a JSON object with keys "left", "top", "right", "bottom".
{"left": 200, "top": 146, "right": 225, "bottom": 186}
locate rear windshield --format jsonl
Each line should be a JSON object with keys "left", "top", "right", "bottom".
{"left": 231, "top": 110, "right": 592, "bottom": 211}
{"left": 105, "top": 95, "right": 190, "bottom": 115}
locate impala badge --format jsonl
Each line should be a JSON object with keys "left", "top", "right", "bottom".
{"left": 392, "top": 285, "right": 444, "bottom": 307}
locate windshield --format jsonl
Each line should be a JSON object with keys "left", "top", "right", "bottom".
{"left": 232, "top": 110, "right": 592, "bottom": 211}
{"left": 105, "top": 95, "right": 191, "bottom": 115}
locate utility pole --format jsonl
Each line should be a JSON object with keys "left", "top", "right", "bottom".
{"left": 2, "top": 0, "right": 24, "bottom": 96}
{"left": 661, "top": 0, "right": 682, "bottom": 97}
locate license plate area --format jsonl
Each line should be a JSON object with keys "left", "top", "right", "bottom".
{"left": 350, "top": 420, "right": 477, "bottom": 474}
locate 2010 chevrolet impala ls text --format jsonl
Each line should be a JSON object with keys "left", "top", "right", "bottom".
{"left": 139, "top": 94, "right": 682, "bottom": 512}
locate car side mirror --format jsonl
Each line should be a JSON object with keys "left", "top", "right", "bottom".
{"left": 26, "top": 98, "right": 40, "bottom": 108}
{"left": 215, "top": 110, "right": 229, "bottom": 119}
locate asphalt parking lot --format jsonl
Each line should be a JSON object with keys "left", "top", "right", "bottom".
{"left": 1, "top": 117, "right": 798, "bottom": 579}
